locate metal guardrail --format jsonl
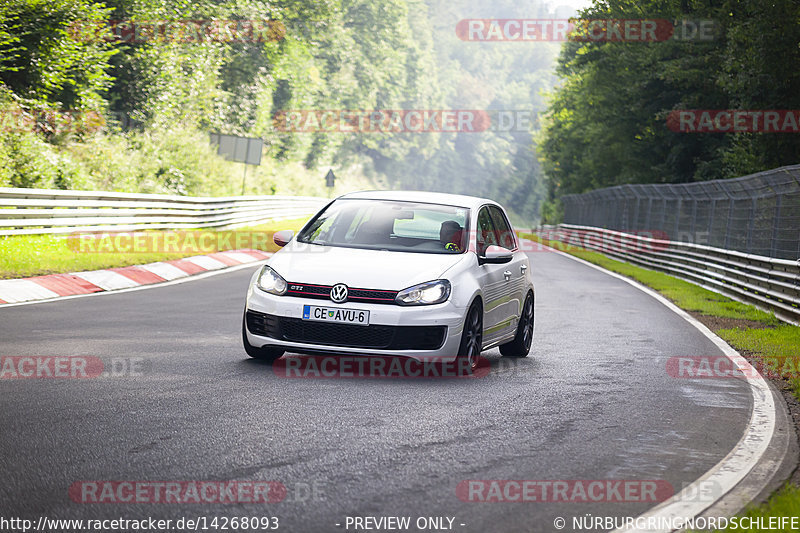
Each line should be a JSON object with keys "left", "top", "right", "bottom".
{"left": 535, "top": 224, "right": 800, "bottom": 325}
{"left": 0, "top": 187, "right": 327, "bottom": 236}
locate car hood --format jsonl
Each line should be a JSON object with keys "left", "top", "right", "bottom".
{"left": 267, "top": 242, "right": 467, "bottom": 290}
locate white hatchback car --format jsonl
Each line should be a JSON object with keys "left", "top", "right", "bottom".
{"left": 243, "top": 191, "right": 534, "bottom": 368}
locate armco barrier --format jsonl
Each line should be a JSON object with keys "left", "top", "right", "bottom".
{"left": 0, "top": 188, "right": 327, "bottom": 236}
{"left": 535, "top": 224, "right": 800, "bottom": 324}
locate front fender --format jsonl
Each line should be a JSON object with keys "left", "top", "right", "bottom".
{"left": 443, "top": 252, "right": 483, "bottom": 310}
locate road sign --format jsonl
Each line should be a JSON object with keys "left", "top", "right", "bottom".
{"left": 325, "top": 169, "right": 336, "bottom": 188}
{"left": 209, "top": 133, "right": 263, "bottom": 166}
{"left": 209, "top": 133, "right": 264, "bottom": 194}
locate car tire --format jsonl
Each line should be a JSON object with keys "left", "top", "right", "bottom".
{"left": 458, "top": 300, "right": 483, "bottom": 370}
{"left": 242, "top": 314, "right": 284, "bottom": 362}
{"left": 500, "top": 291, "right": 534, "bottom": 358}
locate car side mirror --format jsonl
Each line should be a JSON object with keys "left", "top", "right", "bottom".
{"left": 479, "top": 245, "right": 513, "bottom": 265}
{"left": 273, "top": 230, "right": 294, "bottom": 247}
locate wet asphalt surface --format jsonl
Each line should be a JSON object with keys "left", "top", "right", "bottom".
{"left": 0, "top": 250, "right": 752, "bottom": 532}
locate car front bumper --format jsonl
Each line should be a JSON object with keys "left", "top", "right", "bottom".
{"left": 245, "top": 283, "right": 466, "bottom": 362}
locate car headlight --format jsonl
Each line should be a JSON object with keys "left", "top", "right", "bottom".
{"left": 395, "top": 280, "right": 451, "bottom": 306}
{"left": 256, "top": 265, "right": 287, "bottom": 295}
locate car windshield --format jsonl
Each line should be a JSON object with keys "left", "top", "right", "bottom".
{"left": 297, "top": 199, "right": 470, "bottom": 254}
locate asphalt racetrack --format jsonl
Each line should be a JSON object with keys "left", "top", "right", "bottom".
{"left": 0, "top": 249, "right": 753, "bottom": 532}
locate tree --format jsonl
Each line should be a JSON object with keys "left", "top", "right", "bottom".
{"left": 0, "top": 0, "right": 116, "bottom": 109}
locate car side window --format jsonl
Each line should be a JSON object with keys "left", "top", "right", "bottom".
{"left": 489, "top": 206, "right": 516, "bottom": 250}
{"left": 476, "top": 207, "right": 499, "bottom": 255}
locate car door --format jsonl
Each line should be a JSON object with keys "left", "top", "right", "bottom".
{"left": 474, "top": 206, "right": 514, "bottom": 345}
{"left": 488, "top": 205, "right": 527, "bottom": 339}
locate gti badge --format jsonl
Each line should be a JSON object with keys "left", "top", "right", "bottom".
{"left": 330, "top": 283, "right": 348, "bottom": 303}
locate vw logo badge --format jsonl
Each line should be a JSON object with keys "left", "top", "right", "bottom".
{"left": 330, "top": 283, "right": 348, "bottom": 303}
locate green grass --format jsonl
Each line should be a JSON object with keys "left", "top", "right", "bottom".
{"left": 521, "top": 231, "right": 800, "bottom": 531}
{"left": 717, "top": 325, "right": 800, "bottom": 397}
{"left": 0, "top": 217, "right": 308, "bottom": 279}
{"left": 705, "top": 483, "right": 800, "bottom": 533}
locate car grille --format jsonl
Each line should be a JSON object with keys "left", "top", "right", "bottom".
{"left": 246, "top": 311, "right": 281, "bottom": 338}
{"left": 285, "top": 282, "right": 398, "bottom": 304}
{"left": 246, "top": 311, "right": 446, "bottom": 350}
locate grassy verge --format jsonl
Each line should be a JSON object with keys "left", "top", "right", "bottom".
{"left": 716, "top": 484, "right": 800, "bottom": 531}
{"left": 522, "top": 232, "right": 800, "bottom": 531}
{"left": 719, "top": 325, "right": 800, "bottom": 398}
{"left": 0, "top": 217, "right": 308, "bottom": 279}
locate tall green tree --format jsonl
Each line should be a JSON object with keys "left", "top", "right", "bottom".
{"left": 0, "top": 0, "right": 117, "bottom": 109}
{"left": 539, "top": 0, "right": 800, "bottom": 219}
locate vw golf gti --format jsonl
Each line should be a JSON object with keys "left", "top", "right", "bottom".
{"left": 243, "top": 191, "right": 534, "bottom": 368}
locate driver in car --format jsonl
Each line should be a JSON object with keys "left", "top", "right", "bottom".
{"left": 439, "top": 220, "right": 463, "bottom": 252}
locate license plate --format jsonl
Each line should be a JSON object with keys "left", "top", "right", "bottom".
{"left": 302, "top": 305, "right": 370, "bottom": 326}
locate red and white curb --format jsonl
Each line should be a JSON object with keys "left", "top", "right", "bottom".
{"left": 0, "top": 249, "right": 271, "bottom": 305}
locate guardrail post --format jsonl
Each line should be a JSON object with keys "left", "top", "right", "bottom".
{"left": 689, "top": 199, "right": 698, "bottom": 241}
{"left": 770, "top": 195, "right": 781, "bottom": 258}
{"left": 745, "top": 197, "right": 757, "bottom": 254}
{"left": 724, "top": 198, "right": 735, "bottom": 250}
{"left": 707, "top": 199, "right": 716, "bottom": 245}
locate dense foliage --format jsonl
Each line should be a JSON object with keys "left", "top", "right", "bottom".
{"left": 0, "top": 0, "right": 558, "bottom": 223}
{"left": 538, "top": 0, "right": 800, "bottom": 220}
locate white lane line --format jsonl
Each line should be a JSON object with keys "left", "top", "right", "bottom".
{"left": 528, "top": 241, "right": 775, "bottom": 533}
{"left": 0, "top": 279, "right": 61, "bottom": 303}
{"left": 138, "top": 261, "right": 190, "bottom": 281}
{"left": 71, "top": 270, "right": 140, "bottom": 291}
